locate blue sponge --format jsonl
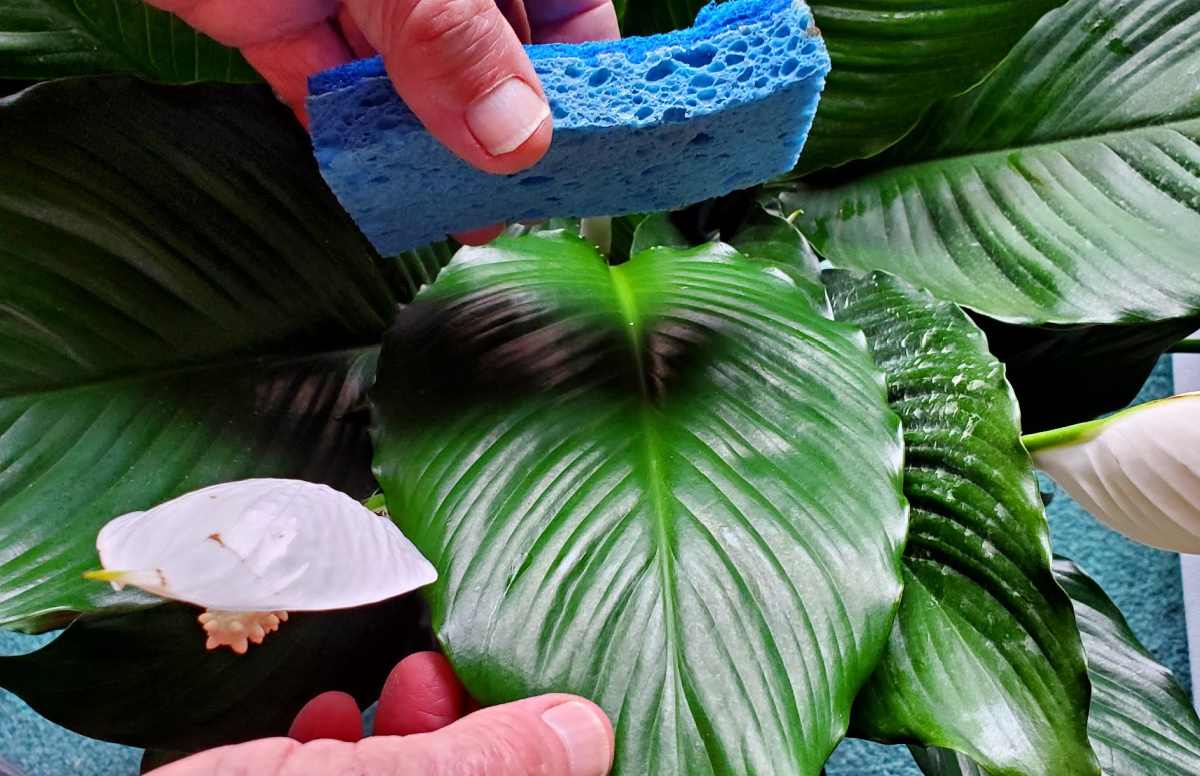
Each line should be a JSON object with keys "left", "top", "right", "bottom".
{"left": 308, "top": 0, "right": 830, "bottom": 255}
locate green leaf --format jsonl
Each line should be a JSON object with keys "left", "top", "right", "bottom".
{"left": 729, "top": 205, "right": 828, "bottom": 312}
{"left": 629, "top": 211, "right": 689, "bottom": 255}
{"left": 372, "top": 232, "right": 909, "bottom": 775}
{"left": 610, "top": 214, "right": 648, "bottom": 264}
{"left": 0, "top": 596, "right": 431, "bottom": 752}
{"left": 915, "top": 561, "right": 1200, "bottom": 775}
{"left": 0, "top": 78, "right": 400, "bottom": 631}
{"left": 910, "top": 747, "right": 989, "bottom": 776}
{"left": 797, "top": 0, "right": 1066, "bottom": 174}
{"left": 825, "top": 270, "right": 1097, "bottom": 776}
{"left": 621, "top": 0, "right": 1064, "bottom": 174}
{"left": 793, "top": 0, "right": 1200, "bottom": 325}
{"left": 0, "top": 0, "right": 258, "bottom": 82}
{"left": 388, "top": 240, "right": 457, "bottom": 300}
{"left": 1053, "top": 559, "right": 1200, "bottom": 774}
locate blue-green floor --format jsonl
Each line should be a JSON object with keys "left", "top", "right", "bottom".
{"left": 2, "top": 360, "right": 1189, "bottom": 775}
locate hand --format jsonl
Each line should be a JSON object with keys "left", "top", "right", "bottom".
{"left": 151, "top": 651, "right": 614, "bottom": 775}
{"left": 147, "top": 0, "right": 618, "bottom": 244}
{"left": 145, "top": 0, "right": 618, "bottom": 169}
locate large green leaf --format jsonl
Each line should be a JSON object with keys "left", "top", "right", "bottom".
{"left": 915, "top": 560, "right": 1200, "bottom": 775}
{"left": 372, "top": 232, "right": 908, "bottom": 775}
{"left": 0, "top": 77, "right": 400, "bottom": 631}
{"left": 620, "top": 0, "right": 1063, "bottom": 174}
{"left": 797, "top": 0, "right": 1066, "bottom": 174}
{"left": 0, "top": 0, "right": 258, "bottom": 82}
{"left": 1053, "top": 559, "right": 1200, "bottom": 774}
{"left": 825, "top": 270, "right": 1096, "bottom": 775}
{"left": 794, "top": 0, "right": 1200, "bottom": 325}
{"left": 0, "top": 596, "right": 430, "bottom": 752}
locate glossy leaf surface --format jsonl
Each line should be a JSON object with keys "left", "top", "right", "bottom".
{"left": 620, "top": 0, "right": 1062, "bottom": 173}
{"left": 372, "top": 232, "right": 908, "bottom": 775}
{"left": 826, "top": 271, "right": 1096, "bottom": 775}
{"left": 1055, "top": 559, "right": 1200, "bottom": 774}
{"left": 0, "top": 0, "right": 257, "bottom": 82}
{"left": 0, "top": 596, "right": 430, "bottom": 751}
{"left": 797, "top": 0, "right": 1065, "bottom": 173}
{"left": 1027, "top": 394, "right": 1200, "bottom": 553}
{"left": 0, "top": 78, "right": 397, "bottom": 630}
{"left": 917, "top": 561, "right": 1200, "bottom": 775}
{"left": 795, "top": 0, "right": 1200, "bottom": 325}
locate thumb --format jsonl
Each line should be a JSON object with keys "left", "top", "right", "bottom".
{"left": 342, "top": 0, "right": 552, "bottom": 175}
{"left": 151, "top": 694, "right": 614, "bottom": 776}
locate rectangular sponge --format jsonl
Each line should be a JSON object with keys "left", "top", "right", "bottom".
{"left": 308, "top": 0, "right": 830, "bottom": 255}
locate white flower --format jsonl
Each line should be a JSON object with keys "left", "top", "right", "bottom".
{"left": 87, "top": 479, "right": 436, "bottom": 652}
{"left": 1027, "top": 393, "right": 1200, "bottom": 553}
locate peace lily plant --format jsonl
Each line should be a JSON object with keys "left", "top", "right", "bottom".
{"left": 1, "top": 0, "right": 1199, "bottom": 774}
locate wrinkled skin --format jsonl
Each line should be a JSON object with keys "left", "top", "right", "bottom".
{"left": 152, "top": 651, "right": 615, "bottom": 776}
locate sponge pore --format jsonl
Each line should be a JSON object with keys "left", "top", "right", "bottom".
{"left": 308, "top": 0, "right": 830, "bottom": 255}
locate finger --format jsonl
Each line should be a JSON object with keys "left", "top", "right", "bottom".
{"left": 366, "top": 695, "right": 613, "bottom": 776}
{"left": 373, "top": 651, "right": 467, "bottom": 736}
{"left": 498, "top": 0, "right": 534, "bottom": 44}
{"left": 342, "top": 0, "right": 553, "bottom": 174}
{"left": 287, "top": 691, "right": 363, "bottom": 743}
{"left": 454, "top": 224, "right": 507, "bottom": 245}
{"left": 241, "top": 22, "right": 353, "bottom": 126}
{"left": 152, "top": 695, "right": 614, "bottom": 776}
{"left": 527, "top": 0, "right": 620, "bottom": 43}
{"left": 336, "top": 4, "right": 376, "bottom": 58}
{"left": 144, "top": 0, "right": 336, "bottom": 47}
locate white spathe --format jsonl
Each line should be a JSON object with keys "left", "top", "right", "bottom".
{"left": 94, "top": 478, "right": 437, "bottom": 611}
{"left": 1031, "top": 393, "right": 1200, "bottom": 554}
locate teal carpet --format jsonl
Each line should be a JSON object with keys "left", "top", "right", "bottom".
{"left": 1, "top": 360, "right": 1189, "bottom": 775}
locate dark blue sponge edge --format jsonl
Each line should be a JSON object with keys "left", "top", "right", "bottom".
{"left": 309, "top": 0, "right": 829, "bottom": 255}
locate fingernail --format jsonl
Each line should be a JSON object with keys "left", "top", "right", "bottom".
{"left": 541, "top": 701, "right": 613, "bottom": 776}
{"left": 466, "top": 78, "right": 550, "bottom": 157}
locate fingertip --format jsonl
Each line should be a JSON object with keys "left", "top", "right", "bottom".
{"left": 373, "top": 651, "right": 467, "bottom": 736}
{"left": 288, "top": 691, "right": 363, "bottom": 743}
{"left": 462, "top": 78, "right": 554, "bottom": 174}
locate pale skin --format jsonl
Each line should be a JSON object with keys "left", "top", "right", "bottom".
{"left": 146, "top": 0, "right": 620, "bottom": 242}
{"left": 151, "top": 651, "right": 615, "bottom": 776}
{"left": 138, "top": 1, "right": 619, "bottom": 772}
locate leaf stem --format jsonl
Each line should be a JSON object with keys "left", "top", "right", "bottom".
{"left": 1169, "top": 338, "right": 1200, "bottom": 353}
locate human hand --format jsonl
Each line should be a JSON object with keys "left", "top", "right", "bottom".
{"left": 151, "top": 651, "right": 614, "bottom": 775}
{"left": 145, "top": 0, "right": 618, "bottom": 169}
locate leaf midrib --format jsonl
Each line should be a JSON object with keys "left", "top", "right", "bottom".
{"left": 606, "top": 262, "right": 684, "bottom": 739}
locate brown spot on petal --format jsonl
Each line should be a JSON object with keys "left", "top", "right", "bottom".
{"left": 207, "top": 532, "right": 225, "bottom": 547}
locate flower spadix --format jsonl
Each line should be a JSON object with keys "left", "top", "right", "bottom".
{"left": 1025, "top": 393, "right": 1200, "bottom": 553}
{"left": 87, "top": 479, "right": 436, "bottom": 652}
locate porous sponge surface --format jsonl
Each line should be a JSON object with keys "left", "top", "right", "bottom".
{"left": 308, "top": 0, "right": 830, "bottom": 255}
